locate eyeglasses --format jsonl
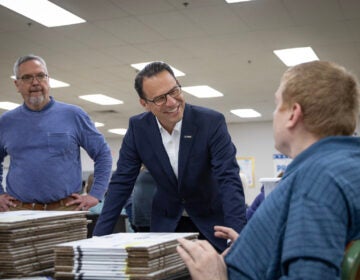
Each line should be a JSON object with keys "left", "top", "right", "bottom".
{"left": 144, "top": 86, "right": 182, "bottom": 106}
{"left": 18, "top": 73, "right": 48, "bottom": 84}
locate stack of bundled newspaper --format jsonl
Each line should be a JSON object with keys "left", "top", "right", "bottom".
{"left": 0, "top": 210, "right": 88, "bottom": 278}
{"left": 54, "top": 232, "right": 198, "bottom": 280}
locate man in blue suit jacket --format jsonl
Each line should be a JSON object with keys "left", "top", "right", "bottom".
{"left": 93, "top": 62, "right": 246, "bottom": 252}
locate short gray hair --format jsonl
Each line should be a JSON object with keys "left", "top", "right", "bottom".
{"left": 13, "top": 54, "right": 48, "bottom": 78}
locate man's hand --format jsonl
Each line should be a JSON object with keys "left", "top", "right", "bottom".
{"left": 177, "top": 238, "right": 228, "bottom": 280}
{"left": 0, "top": 194, "right": 17, "bottom": 212}
{"left": 214, "top": 225, "right": 239, "bottom": 243}
{"left": 214, "top": 225, "right": 239, "bottom": 256}
{"left": 67, "top": 193, "right": 99, "bottom": 211}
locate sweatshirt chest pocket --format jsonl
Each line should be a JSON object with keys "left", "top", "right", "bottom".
{"left": 47, "top": 133, "right": 71, "bottom": 155}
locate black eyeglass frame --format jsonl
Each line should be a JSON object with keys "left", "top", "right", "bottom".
{"left": 17, "top": 73, "right": 49, "bottom": 84}
{"left": 143, "top": 85, "right": 182, "bottom": 106}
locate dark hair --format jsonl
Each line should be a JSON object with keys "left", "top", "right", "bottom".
{"left": 134, "top": 61, "right": 176, "bottom": 99}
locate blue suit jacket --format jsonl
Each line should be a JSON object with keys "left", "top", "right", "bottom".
{"left": 94, "top": 104, "right": 246, "bottom": 251}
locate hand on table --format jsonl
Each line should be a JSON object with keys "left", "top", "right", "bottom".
{"left": 214, "top": 225, "right": 239, "bottom": 256}
{"left": 177, "top": 238, "right": 228, "bottom": 280}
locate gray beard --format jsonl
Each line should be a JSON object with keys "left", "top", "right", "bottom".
{"left": 29, "top": 95, "right": 45, "bottom": 107}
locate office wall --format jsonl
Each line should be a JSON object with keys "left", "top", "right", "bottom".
{"left": 228, "top": 121, "right": 278, "bottom": 204}
{"left": 81, "top": 120, "right": 278, "bottom": 205}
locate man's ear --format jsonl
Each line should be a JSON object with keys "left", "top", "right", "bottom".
{"left": 14, "top": 79, "right": 20, "bottom": 92}
{"left": 139, "top": 98, "right": 149, "bottom": 111}
{"left": 287, "top": 103, "right": 303, "bottom": 128}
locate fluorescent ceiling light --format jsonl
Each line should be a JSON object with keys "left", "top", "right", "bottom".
{"left": 79, "top": 94, "right": 123, "bottom": 105}
{"left": 273, "top": 47, "right": 319, "bottom": 67}
{"left": 94, "top": 122, "right": 104, "bottom": 127}
{"left": 226, "top": 0, "right": 253, "bottom": 3}
{"left": 182, "top": 86, "right": 224, "bottom": 98}
{"left": 131, "top": 62, "right": 185, "bottom": 77}
{"left": 108, "top": 128, "right": 127, "bottom": 135}
{"left": 49, "top": 78, "right": 70, "bottom": 88}
{"left": 11, "top": 75, "right": 69, "bottom": 88}
{"left": 231, "top": 109, "right": 261, "bottom": 118}
{"left": 0, "top": 0, "right": 85, "bottom": 27}
{"left": 0, "top": 102, "right": 20, "bottom": 110}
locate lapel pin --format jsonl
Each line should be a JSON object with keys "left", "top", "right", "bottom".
{"left": 184, "top": 135, "right": 192, "bottom": 138}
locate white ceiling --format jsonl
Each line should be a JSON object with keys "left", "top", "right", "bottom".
{"left": 1, "top": 0, "right": 360, "bottom": 139}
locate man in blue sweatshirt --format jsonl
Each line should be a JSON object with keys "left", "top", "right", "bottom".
{"left": 0, "top": 54, "right": 112, "bottom": 212}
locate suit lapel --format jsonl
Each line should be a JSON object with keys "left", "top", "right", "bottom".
{"left": 145, "top": 113, "right": 178, "bottom": 184}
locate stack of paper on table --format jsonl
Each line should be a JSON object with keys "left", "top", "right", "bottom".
{"left": 54, "top": 232, "right": 198, "bottom": 280}
{"left": 0, "top": 210, "right": 88, "bottom": 278}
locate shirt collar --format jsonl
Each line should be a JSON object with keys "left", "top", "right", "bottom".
{"left": 156, "top": 118, "right": 182, "bottom": 135}
{"left": 23, "top": 96, "right": 55, "bottom": 112}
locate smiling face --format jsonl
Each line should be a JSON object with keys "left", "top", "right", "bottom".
{"left": 14, "top": 59, "right": 51, "bottom": 111}
{"left": 140, "top": 70, "right": 185, "bottom": 134}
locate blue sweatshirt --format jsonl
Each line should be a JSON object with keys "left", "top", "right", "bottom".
{"left": 0, "top": 97, "right": 112, "bottom": 203}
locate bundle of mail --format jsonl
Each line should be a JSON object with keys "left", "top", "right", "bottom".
{"left": 54, "top": 232, "right": 198, "bottom": 280}
{"left": 0, "top": 211, "right": 88, "bottom": 278}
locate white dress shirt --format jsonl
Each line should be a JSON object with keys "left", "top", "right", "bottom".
{"left": 157, "top": 119, "right": 182, "bottom": 178}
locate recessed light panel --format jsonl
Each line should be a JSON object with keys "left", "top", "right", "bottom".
{"left": 94, "top": 122, "right": 104, "bottom": 127}
{"left": 231, "top": 109, "right": 261, "bottom": 118}
{"left": 226, "top": 0, "right": 254, "bottom": 3}
{"left": 0, "top": 102, "right": 20, "bottom": 110}
{"left": 273, "top": 47, "right": 319, "bottom": 67}
{"left": 0, "top": 0, "right": 86, "bottom": 27}
{"left": 49, "top": 78, "right": 70, "bottom": 88}
{"left": 182, "top": 86, "right": 223, "bottom": 98}
{"left": 79, "top": 94, "right": 123, "bottom": 105}
{"left": 108, "top": 128, "right": 127, "bottom": 135}
{"left": 131, "top": 62, "right": 185, "bottom": 77}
